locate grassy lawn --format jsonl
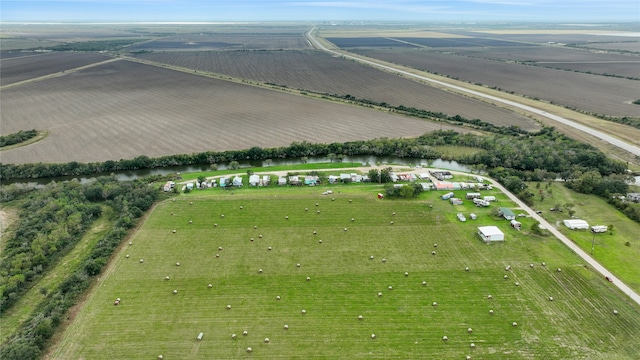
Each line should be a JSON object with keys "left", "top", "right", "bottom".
{"left": 526, "top": 182, "right": 640, "bottom": 293}
{"left": 49, "top": 185, "right": 640, "bottom": 359}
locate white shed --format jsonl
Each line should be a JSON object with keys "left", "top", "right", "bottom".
{"left": 563, "top": 219, "right": 589, "bottom": 230}
{"left": 477, "top": 226, "right": 505, "bottom": 242}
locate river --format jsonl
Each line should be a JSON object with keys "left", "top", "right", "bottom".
{"left": 3, "top": 156, "right": 474, "bottom": 186}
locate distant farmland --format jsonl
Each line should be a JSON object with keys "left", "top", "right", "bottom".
{"left": 0, "top": 59, "right": 471, "bottom": 164}
{"left": 349, "top": 48, "right": 640, "bottom": 118}
{"left": 134, "top": 50, "right": 539, "bottom": 131}
{"left": 0, "top": 52, "right": 111, "bottom": 85}
{"left": 49, "top": 186, "right": 640, "bottom": 359}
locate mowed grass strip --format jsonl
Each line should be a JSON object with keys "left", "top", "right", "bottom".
{"left": 50, "top": 187, "right": 640, "bottom": 359}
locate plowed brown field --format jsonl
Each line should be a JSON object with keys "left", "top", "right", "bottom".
{"left": 0, "top": 52, "right": 111, "bottom": 85}
{"left": 0, "top": 59, "right": 473, "bottom": 164}
{"left": 134, "top": 50, "right": 539, "bottom": 130}
{"left": 352, "top": 48, "right": 640, "bottom": 118}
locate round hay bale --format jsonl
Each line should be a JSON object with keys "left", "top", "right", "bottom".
{"left": 220, "top": 214, "right": 224, "bottom": 218}
{"left": 467, "top": 356, "right": 472, "bottom": 360}
{"left": 305, "top": 208, "right": 308, "bottom": 211}
{"left": 504, "top": 275, "right": 509, "bottom": 280}
{"left": 557, "top": 268, "right": 562, "bottom": 272}
{"left": 313, "top": 231, "right": 317, "bottom": 235}
{"left": 442, "top": 336, "right": 448, "bottom": 341}
{"left": 268, "top": 246, "right": 272, "bottom": 250}
{"left": 390, "top": 221, "right": 394, "bottom": 225}
{"left": 189, "top": 202, "right": 193, "bottom": 205}
{"left": 158, "top": 355, "right": 163, "bottom": 360}
{"left": 404, "top": 272, "right": 409, "bottom": 277}
{"left": 285, "top": 216, "right": 289, "bottom": 220}
{"left": 296, "top": 263, "right": 301, "bottom": 267}
{"left": 388, "top": 286, "right": 393, "bottom": 290}
{"left": 512, "top": 322, "right": 518, "bottom": 327}
{"left": 254, "top": 225, "right": 258, "bottom": 229}
{"left": 208, "top": 284, "right": 213, "bottom": 288}
{"left": 172, "top": 230, "right": 176, "bottom": 234}
{"left": 259, "top": 269, "right": 263, "bottom": 273}
{"left": 232, "top": 333, "right": 237, "bottom": 339}
{"left": 433, "top": 244, "right": 438, "bottom": 248}
{"left": 549, "top": 296, "right": 553, "bottom": 301}
{"left": 432, "top": 251, "right": 436, "bottom": 255}
{"left": 284, "top": 324, "right": 289, "bottom": 330}
{"left": 240, "top": 206, "right": 243, "bottom": 209}
{"left": 613, "top": 310, "right": 619, "bottom": 315}
{"left": 530, "top": 263, "right": 534, "bottom": 268}
{"left": 139, "top": 259, "right": 144, "bottom": 263}
{"left": 264, "top": 338, "right": 270, "bottom": 343}
{"left": 470, "top": 343, "right": 476, "bottom": 348}
{"left": 358, "top": 315, "right": 363, "bottom": 320}
{"left": 173, "top": 290, "right": 177, "bottom": 294}
{"left": 306, "top": 276, "right": 311, "bottom": 281}
{"left": 218, "top": 246, "right": 223, "bottom": 251}
{"left": 214, "top": 223, "right": 218, "bottom": 227}
{"left": 315, "top": 203, "right": 319, "bottom": 206}
{"left": 349, "top": 199, "right": 352, "bottom": 203}
{"left": 301, "top": 309, "right": 307, "bottom": 315}
{"left": 226, "top": 304, "right": 231, "bottom": 310}
{"left": 515, "top": 282, "right": 520, "bottom": 286}
{"left": 344, "top": 227, "right": 348, "bottom": 231}
{"left": 505, "top": 266, "right": 511, "bottom": 271}
{"left": 116, "top": 298, "right": 121, "bottom": 302}
{"left": 487, "top": 295, "right": 493, "bottom": 300}
{"left": 377, "top": 292, "right": 383, "bottom": 297}
{"left": 165, "top": 276, "right": 170, "bottom": 280}
{"left": 246, "top": 347, "right": 252, "bottom": 353}
{"left": 371, "top": 334, "right": 376, "bottom": 339}
{"left": 465, "top": 267, "right": 470, "bottom": 272}
{"left": 422, "top": 281, "right": 427, "bottom": 286}
{"left": 331, "top": 198, "right": 335, "bottom": 201}
{"left": 370, "top": 255, "right": 374, "bottom": 260}
{"left": 259, "top": 234, "right": 263, "bottom": 238}
{"left": 467, "top": 328, "right": 473, "bottom": 333}
{"left": 489, "top": 309, "right": 494, "bottom": 315}
{"left": 276, "top": 295, "right": 281, "bottom": 300}
{"left": 126, "top": 254, "right": 130, "bottom": 258}
{"left": 382, "top": 258, "right": 386, "bottom": 263}
{"left": 189, "top": 220, "right": 192, "bottom": 224}
{"left": 172, "top": 198, "right": 176, "bottom": 202}
{"left": 432, "top": 302, "right": 438, "bottom": 306}
{"left": 541, "top": 262, "right": 546, "bottom": 266}
{"left": 318, "top": 240, "right": 322, "bottom": 244}
{"left": 351, "top": 218, "right": 355, "bottom": 222}
{"left": 176, "top": 262, "right": 180, "bottom": 266}
{"left": 215, "top": 253, "right": 220, "bottom": 258}
{"left": 251, "top": 238, "right": 254, "bottom": 242}
{"left": 392, "top": 212, "right": 396, "bottom": 216}
{"left": 129, "top": 241, "right": 133, "bottom": 245}
{"left": 242, "top": 330, "right": 248, "bottom": 336}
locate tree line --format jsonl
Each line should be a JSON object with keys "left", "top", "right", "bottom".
{"left": 0, "top": 129, "right": 37, "bottom": 148}
{"left": 0, "top": 177, "right": 160, "bottom": 359}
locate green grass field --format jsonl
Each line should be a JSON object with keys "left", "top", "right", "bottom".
{"left": 526, "top": 182, "right": 640, "bottom": 293}
{"left": 50, "top": 185, "right": 640, "bottom": 359}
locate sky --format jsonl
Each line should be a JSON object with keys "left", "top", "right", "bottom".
{"left": 1, "top": 0, "right": 638, "bottom": 22}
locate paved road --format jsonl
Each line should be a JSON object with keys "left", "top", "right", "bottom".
{"left": 305, "top": 29, "right": 640, "bottom": 157}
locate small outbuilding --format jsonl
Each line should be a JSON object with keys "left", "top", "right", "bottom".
{"left": 477, "top": 226, "right": 505, "bottom": 242}
{"left": 499, "top": 207, "right": 516, "bottom": 221}
{"left": 563, "top": 219, "right": 589, "bottom": 230}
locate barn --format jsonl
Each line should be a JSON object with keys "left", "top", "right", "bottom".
{"left": 563, "top": 219, "right": 589, "bottom": 230}
{"left": 477, "top": 226, "right": 505, "bottom": 242}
